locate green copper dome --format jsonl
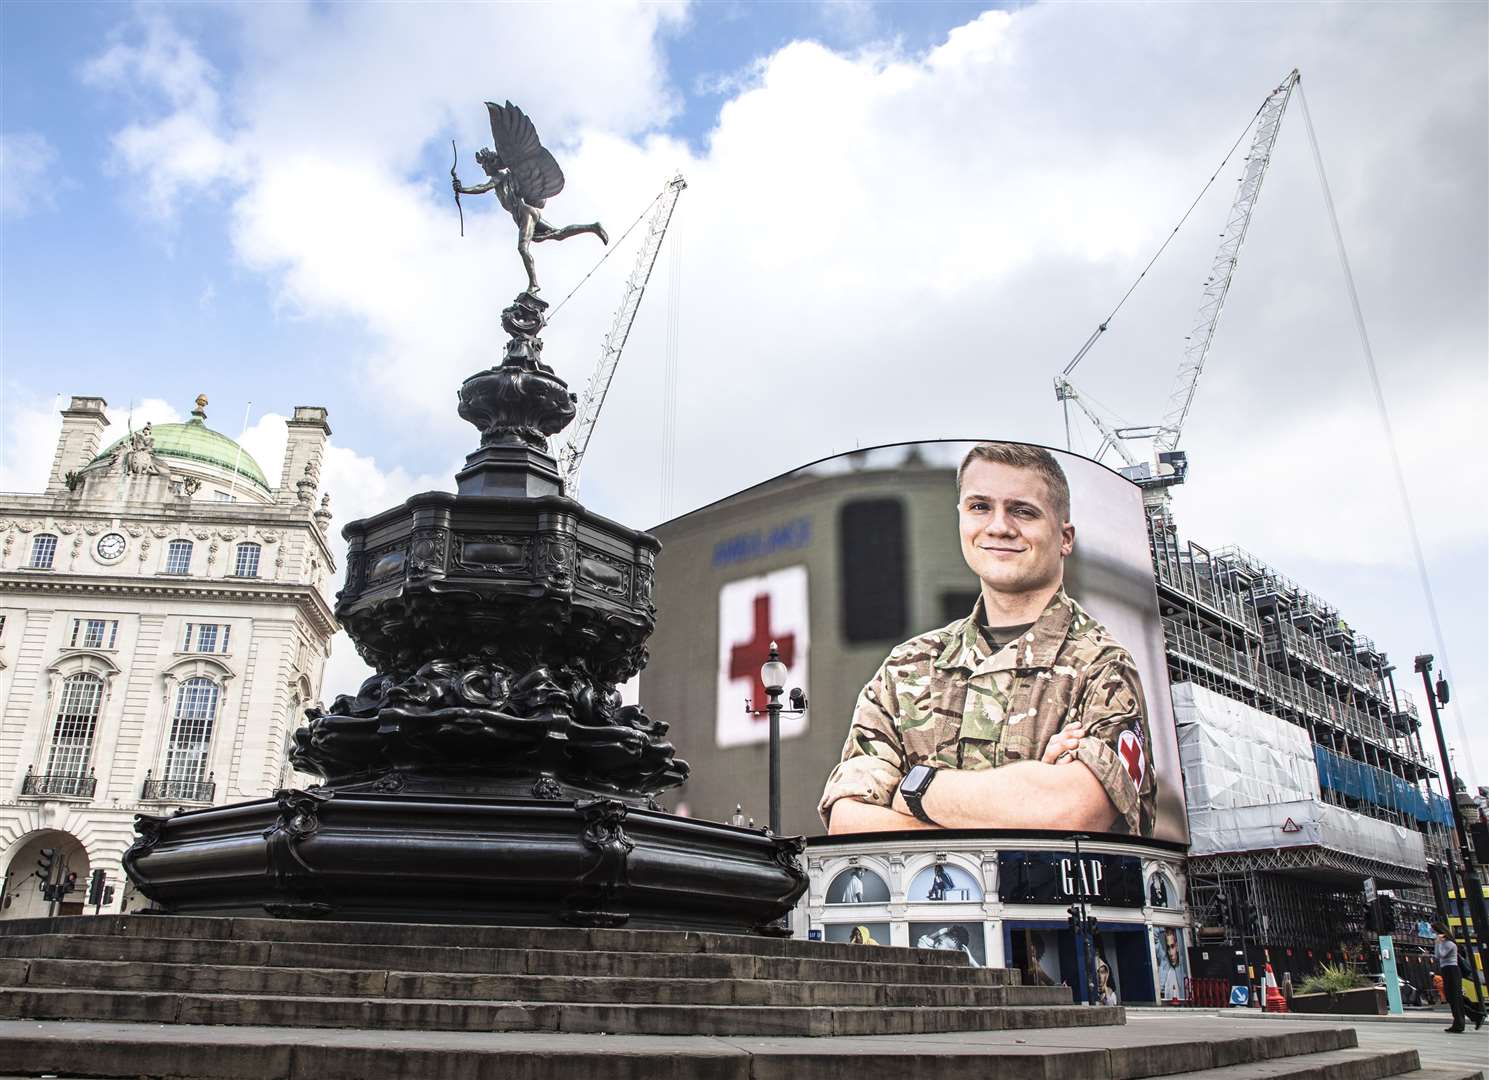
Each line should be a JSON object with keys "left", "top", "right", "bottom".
{"left": 92, "top": 416, "right": 272, "bottom": 493}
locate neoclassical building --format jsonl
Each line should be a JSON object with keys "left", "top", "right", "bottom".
{"left": 0, "top": 395, "right": 337, "bottom": 918}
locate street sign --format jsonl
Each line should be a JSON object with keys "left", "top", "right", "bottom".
{"left": 1363, "top": 877, "right": 1377, "bottom": 904}
{"left": 1229, "top": 986, "right": 1250, "bottom": 1007}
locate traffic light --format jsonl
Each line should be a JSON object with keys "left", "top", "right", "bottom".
{"left": 102, "top": 885, "right": 115, "bottom": 905}
{"left": 36, "top": 847, "right": 57, "bottom": 881}
{"left": 62, "top": 871, "right": 78, "bottom": 896}
{"left": 88, "top": 869, "right": 106, "bottom": 906}
{"left": 1067, "top": 905, "right": 1081, "bottom": 933}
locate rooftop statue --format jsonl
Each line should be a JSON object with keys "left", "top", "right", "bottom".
{"left": 452, "top": 101, "right": 608, "bottom": 294}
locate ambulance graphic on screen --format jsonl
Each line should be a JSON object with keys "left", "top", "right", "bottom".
{"left": 716, "top": 565, "right": 809, "bottom": 748}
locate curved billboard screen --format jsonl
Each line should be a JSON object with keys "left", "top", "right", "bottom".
{"left": 643, "top": 439, "right": 1187, "bottom": 844}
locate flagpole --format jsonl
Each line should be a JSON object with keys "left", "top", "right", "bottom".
{"left": 226, "top": 402, "right": 251, "bottom": 503}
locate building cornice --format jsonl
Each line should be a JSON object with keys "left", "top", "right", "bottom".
{"left": 0, "top": 571, "right": 338, "bottom": 639}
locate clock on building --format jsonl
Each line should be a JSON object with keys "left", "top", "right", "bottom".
{"left": 96, "top": 532, "right": 127, "bottom": 561}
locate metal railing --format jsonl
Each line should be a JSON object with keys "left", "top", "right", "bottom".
{"left": 19, "top": 770, "right": 97, "bottom": 799}
{"left": 141, "top": 774, "right": 215, "bottom": 803}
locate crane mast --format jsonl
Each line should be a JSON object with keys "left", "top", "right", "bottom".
{"left": 1054, "top": 69, "right": 1298, "bottom": 494}
{"left": 1154, "top": 69, "right": 1298, "bottom": 453}
{"left": 559, "top": 173, "right": 687, "bottom": 495}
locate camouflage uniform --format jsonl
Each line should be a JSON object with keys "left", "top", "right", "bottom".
{"left": 818, "top": 588, "right": 1157, "bottom": 836}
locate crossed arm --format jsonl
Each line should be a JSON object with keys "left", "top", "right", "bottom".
{"left": 825, "top": 725, "right": 1119, "bottom": 835}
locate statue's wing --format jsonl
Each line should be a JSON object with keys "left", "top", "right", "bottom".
{"left": 486, "top": 100, "right": 565, "bottom": 203}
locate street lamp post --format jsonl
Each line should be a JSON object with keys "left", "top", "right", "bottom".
{"left": 1415, "top": 655, "right": 1489, "bottom": 984}
{"left": 747, "top": 641, "right": 806, "bottom": 836}
{"left": 1070, "top": 833, "right": 1099, "bottom": 1006}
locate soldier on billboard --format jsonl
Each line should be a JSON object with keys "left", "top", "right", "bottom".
{"left": 819, "top": 441, "right": 1157, "bottom": 836}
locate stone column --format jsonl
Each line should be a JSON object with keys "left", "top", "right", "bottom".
{"left": 46, "top": 397, "right": 109, "bottom": 493}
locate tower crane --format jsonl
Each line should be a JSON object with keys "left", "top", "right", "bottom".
{"left": 1056, "top": 69, "right": 1300, "bottom": 499}
{"left": 558, "top": 173, "right": 687, "bottom": 496}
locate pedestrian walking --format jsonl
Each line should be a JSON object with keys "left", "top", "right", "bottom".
{"left": 1432, "top": 921, "right": 1484, "bottom": 1033}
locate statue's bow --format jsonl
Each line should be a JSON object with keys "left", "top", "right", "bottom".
{"left": 450, "top": 139, "right": 464, "bottom": 238}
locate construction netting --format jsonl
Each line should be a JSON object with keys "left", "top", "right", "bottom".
{"left": 1173, "top": 682, "right": 1427, "bottom": 872}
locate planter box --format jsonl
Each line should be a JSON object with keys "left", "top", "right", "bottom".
{"left": 1288, "top": 986, "right": 1388, "bottom": 1015}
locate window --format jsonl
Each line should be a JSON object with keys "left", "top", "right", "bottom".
{"left": 46, "top": 673, "right": 103, "bottom": 777}
{"left": 70, "top": 618, "right": 119, "bottom": 650}
{"left": 164, "top": 539, "right": 193, "bottom": 575}
{"left": 214, "top": 491, "right": 237, "bottom": 503}
{"left": 825, "top": 867, "right": 892, "bottom": 904}
{"left": 838, "top": 499, "right": 908, "bottom": 643}
{"left": 233, "top": 543, "right": 261, "bottom": 578}
{"left": 182, "top": 623, "right": 231, "bottom": 654}
{"left": 164, "top": 676, "right": 219, "bottom": 785}
{"left": 28, "top": 534, "right": 58, "bottom": 569}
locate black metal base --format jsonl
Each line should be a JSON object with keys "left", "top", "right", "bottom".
{"left": 125, "top": 789, "right": 806, "bottom": 934}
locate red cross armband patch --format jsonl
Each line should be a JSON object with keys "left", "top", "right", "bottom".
{"left": 1117, "top": 729, "right": 1146, "bottom": 790}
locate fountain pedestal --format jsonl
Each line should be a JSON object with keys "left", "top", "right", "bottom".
{"left": 124, "top": 292, "right": 806, "bottom": 933}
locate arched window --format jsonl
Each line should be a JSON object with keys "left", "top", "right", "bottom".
{"left": 164, "top": 676, "right": 220, "bottom": 788}
{"left": 233, "top": 542, "right": 261, "bottom": 578}
{"left": 826, "top": 866, "right": 891, "bottom": 904}
{"left": 164, "top": 539, "right": 193, "bottom": 575}
{"left": 46, "top": 673, "right": 103, "bottom": 778}
{"left": 29, "top": 534, "right": 58, "bottom": 569}
{"left": 909, "top": 862, "right": 983, "bottom": 902}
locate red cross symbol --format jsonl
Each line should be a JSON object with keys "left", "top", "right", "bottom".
{"left": 729, "top": 594, "right": 796, "bottom": 720}
{"left": 1117, "top": 729, "right": 1145, "bottom": 789}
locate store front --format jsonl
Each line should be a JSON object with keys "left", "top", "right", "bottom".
{"left": 800, "top": 833, "right": 1191, "bottom": 1005}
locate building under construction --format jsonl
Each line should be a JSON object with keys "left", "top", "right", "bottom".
{"left": 1149, "top": 504, "right": 1455, "bottom": 986}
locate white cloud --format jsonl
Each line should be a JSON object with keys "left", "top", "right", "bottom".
{"left": 0, "top": 132, "right": 59, "bottom": 218}
{"left": 82, "top": 14, "right": 242, "bottom": 218}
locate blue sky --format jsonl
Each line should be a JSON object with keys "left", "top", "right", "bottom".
{"left": 2, "top": 1, "right": 1485, "bottom": 783}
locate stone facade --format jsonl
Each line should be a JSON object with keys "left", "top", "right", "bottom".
{"left": 0, "top": 396, "right": 337, "bottom": 918}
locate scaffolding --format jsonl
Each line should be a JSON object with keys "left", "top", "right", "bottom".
{"left": 1150, "top": 513, "right": 1455, "bottom": 961}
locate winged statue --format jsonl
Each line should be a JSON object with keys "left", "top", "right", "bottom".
{"left": 453, "top": 101, "right": 608, "bottom": 294}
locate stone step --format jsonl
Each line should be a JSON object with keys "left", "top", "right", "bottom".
{"left": 0, "top": 1018, "right": 1369, "bottom": 1080}
{"left": 0, "top": 932, "right": 1011, "bottom": 985}
{"left": 0, "top": 987, "right": 1121, "bottom": 1037}
{"left": 1154, "top": 1047, "right": 1420, "bottom": 1080}
{"left": 0, "top": 914, "right": 969, "bottom": 966}
{"left": 0, "top": 957, "right": 1071, "bottom": 1008}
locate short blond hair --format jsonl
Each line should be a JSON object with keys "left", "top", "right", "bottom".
{"left": 956, "top": 442, "right": 1071, "bottom": 521}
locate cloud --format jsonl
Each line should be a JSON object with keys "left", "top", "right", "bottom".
{"left": 82, "top": 14, "right": 242, "bottom": 218}
{"left": 0, "top": 132, "right": 59, "bottom": 217}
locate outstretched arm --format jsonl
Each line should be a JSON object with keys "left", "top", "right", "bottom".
{"left": 453, "top": 178, "right": 497, "bottom": 196}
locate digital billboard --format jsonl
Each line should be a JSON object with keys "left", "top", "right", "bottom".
{"left": 815, "top": 441, "right": 1186, "bottom": 842}
{"left": 642, "top": 438, "right": 1186, "bottom": 842}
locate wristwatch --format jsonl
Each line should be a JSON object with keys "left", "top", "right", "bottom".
{"left": 898, "top": 764, "right": 940, "bottom": 825}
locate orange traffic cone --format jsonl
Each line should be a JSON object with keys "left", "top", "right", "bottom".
{"left": 1263, "top": 962, "right": 1288, "bottom": 1013}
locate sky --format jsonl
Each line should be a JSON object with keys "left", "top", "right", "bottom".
{"left": 2, "top": 1, "right": 1484, "bottom": 786}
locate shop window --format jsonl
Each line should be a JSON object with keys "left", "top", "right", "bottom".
{"left": 825, "top": 866, "right": 890, "bottom": 904}
{"left": 909, "top": 862, "right": 983, "bottom": 902}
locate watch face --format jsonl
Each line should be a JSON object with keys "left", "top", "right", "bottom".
{"left": 96, "top": 533, "right": 127, "bottom": 561}
{"left": 903, "top": 764, "right": 933, "bottom": 795}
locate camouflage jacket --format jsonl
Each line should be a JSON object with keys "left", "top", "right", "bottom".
{"left": 818, "top": 588, "right": 1157, "bottom": 836}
